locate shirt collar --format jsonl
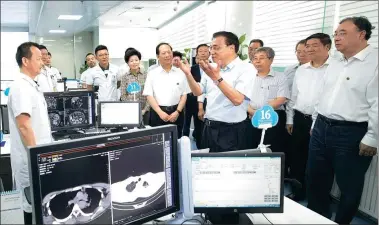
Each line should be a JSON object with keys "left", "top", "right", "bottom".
{"left": 159, "top": 65, "right": 177, "bottom": 73}
{"left": 351, "top": 45, "right": 373, "bottom": 61}
{"left": 304, "top": 55, "right": 331, "bottom": 68}
{"left": 127, "top": 69, "right": 144, "bottom": 76}
{"left": 220, "top": 56, "right": 240, "bottom": 72}
{"left": 256, "top": 68, "right": 276, "bottom": 77}
{"left": 20, "top": 73, "right": 38, "bottom": 87}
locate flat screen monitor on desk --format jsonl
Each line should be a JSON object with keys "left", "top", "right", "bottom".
{"left": 191, "top": 152, "right": 284, "bottom": 223}
{"left": 44, "top": 91, "right": 96, "bottom": 135}
{"left": 98, "top": 101, "right": 141, "bottom": 130}
{"left": 27, "top": 125, "right": 180, "bottom": 224}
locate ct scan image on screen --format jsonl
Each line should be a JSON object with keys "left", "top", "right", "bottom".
{"left": 39, "top": 155, "right": 112, "bottom": 224}
{"left": 35, "top": 132, "right": 175, "bottom": 224}
{"left": 45, "top": 94, "right": 92, "bottom": 129}
{"left": 109, "top": 136, "right": 169, "bottom": 223}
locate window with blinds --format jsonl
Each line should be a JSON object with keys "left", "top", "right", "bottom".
{"left": 158, "top": 3, "right": 208, "bottom": 52}
{"left": 252, "top": 1, "right": 329, "bottom": 67}
{"left": 339, "top": 1, "right": 378, "bottom": 47}
{"left": 252, "top": 1, "right": 378, "bottom": 67}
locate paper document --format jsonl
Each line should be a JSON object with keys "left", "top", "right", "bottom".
{"left": 1, "top": 190, "right": 24, "bottom": 224}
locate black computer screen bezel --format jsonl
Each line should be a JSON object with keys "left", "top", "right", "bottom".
{"left": 27, "top": 125, "right": 180, "bottom": 224}
{"left": 97, "top": 101, "right": 141, "bottom": 128}
{"left": 43, "top": 91, "right": 96, "bottom": 131}
{"left": 191, "top": 152, "right": 284, "bottom": 214}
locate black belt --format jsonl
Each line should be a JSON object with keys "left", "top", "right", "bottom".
{"left": 318, "top": 114, "right": 368, "bottom": 127}
{"left": 295, "top": 110, "right": 312, "bottom": 119}
{"left": 160, "top": 105, "right": 178, "bottom": 111}
{"left": 205, "top": 119, "right": 243, "bottom": 128}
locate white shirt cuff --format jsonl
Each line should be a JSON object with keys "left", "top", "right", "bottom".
{"left": 361, "top": 134, "right": 377, "bottom": 148}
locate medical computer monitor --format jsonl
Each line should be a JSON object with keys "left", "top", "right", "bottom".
{"left": 98, "top": 101, "right": 141, "bottom": 128}
{"left": 191, "top": 152, "right": 284, "bottom": 214}
{"left": 27, "top": 125, "right": 180, "bottom": 224}
{"left": 44, "top": 91, "right": 95, "bottom": 131}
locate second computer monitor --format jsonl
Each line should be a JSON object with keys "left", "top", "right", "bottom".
{"left": 191, "top": 152, "right": 284, "bottom": 214}
{"left": 98, "top": 101, "right": 141, "bottom": 128}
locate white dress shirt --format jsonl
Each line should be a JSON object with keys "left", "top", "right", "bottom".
{"left": 36, "top": 66, "right": 54, "bottom": 92}
{"left": 8, "top": 73, "right": 53, "bottom": 212}
{"left": 199, "top": 57, "right": 256, "bottom": 123}
{"left": 249, "top": 69, "right": 290, "bottom": 111}
{"left": 86, "top": 63, "right": 120, "bottom": 101}
{"left": 143, "top": 65, "right": 190, "bottom": 106}
{"left": 313, "top": 45, "right": 378, "bottom": 147}
{"left": 284, "top": 63, "right": 300, "bottom": 95}
{"left": 286, "top": 58, "right": 332, "bottom": 124}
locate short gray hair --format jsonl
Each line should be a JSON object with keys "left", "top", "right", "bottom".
{"left": 255, "top": 47, "right": 275, "bottom": 59}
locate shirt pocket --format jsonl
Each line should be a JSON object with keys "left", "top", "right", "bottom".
{"left": 268, "top": 85, "right": 279, "bottom": 100}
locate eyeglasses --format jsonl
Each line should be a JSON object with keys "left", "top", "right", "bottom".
{"left": 295, "top": 50, "right": 307, "bottom": 55}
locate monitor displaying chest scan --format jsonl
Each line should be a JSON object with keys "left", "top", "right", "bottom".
{"left": 98, "top": 101, "right": 141, "bottom": 131}
{"left": 27, "top": 125, "right": 180, "bottom": 224}
{"left": 44, "top": 91, "right": 96, "bottom": 137}
{"left": 191, "top": 152, "right": 284, "bottom": 217}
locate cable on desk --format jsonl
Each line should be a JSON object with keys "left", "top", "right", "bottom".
{"left": 180, "top": 218, "right": 204, "bottom": 225}
{"left": 262, "top": 214, "right": 273, "bottom": 225}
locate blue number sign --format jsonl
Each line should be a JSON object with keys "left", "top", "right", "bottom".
{"left": 252, "top": 105, "right": 279, "bottom": 129}
{"left": 4, "top": 87, "right": 10, "bottom": 96}
{"left": 126, "top": 82, "right": 141, "bottom": 94}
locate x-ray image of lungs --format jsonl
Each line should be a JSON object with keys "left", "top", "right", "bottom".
{"left": 111, "top": 172, "right": 165, "bottom": 210}
{"left": 71, "top": 97, "right": 83, "bottom": 109}
{"left": 66, "top": 110, "right": 87, "bottom": 125}
{"left": 42, "top": 183, "right": 111, "bottom": 224}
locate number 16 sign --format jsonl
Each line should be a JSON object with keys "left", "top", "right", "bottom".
{"left": 251, "top": 105, "right": 279, "bottom": 152}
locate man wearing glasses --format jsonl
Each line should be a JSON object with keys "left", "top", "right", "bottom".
{"left": 247, "top": 47, "right": 290, "bottom": 163}
{"left": 307, "top": 16, "right": 377, "bottom": 224}
{"left": 174, "top": 31, "right": 256, "bottom": 153}
{"left": 86, "top": 45, "right": 120, "bottom": 102}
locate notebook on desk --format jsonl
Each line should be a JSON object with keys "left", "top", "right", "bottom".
{"left": 1, "top": 190, "right": 24, "bottom": 224}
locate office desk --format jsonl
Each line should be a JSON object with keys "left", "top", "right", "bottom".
{"left": 248, "top": 197, "right": 336, "bottom": 224}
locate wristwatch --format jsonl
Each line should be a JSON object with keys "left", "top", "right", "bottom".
{"left": 213, "top": 77, "right": 223, "bottom": 86}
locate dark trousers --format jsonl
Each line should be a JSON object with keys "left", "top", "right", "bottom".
{"left": 150, "top": 105, "right": 184, "bottom": 138}
{"left": 201, "top": 119, "right": 247, "bottom": 153}
{"left": 307, "top": 114, "right": 372, "bottom": 224}
{"left": 246, "top": 110, "right": 290, "bottom": 174}
{"left": 24, "top": 211, "right": 32, "bottom": 224}
{"left": 290, "top": 110, "right": 312, "bottom": 198}
{"left": 142, "top": 110, "right": 150, "bottom": 126}
{"left": 183, "top": 94, "right": 202, "bottom": 148}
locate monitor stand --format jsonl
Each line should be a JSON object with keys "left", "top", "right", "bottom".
{"left": 206, "top": 213, "right": 253, "bottom": 225}
{"left": 52, "top": 129, "right": 82, "bottom": 140}
{"left": 109, "top": 127, "right": 128, "bottom": 133}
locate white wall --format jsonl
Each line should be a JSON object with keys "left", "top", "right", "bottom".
{"left": 92, "top": 26, "right": 99, "bottom": 52}
{"left": 74, "top": 31, "right": 93, "bottom": 78}
{"left": 1, "top": 32, "right": 29, "bottom": 80}
{"left": 99, "top": 27, "right": 158, "bottom": 61}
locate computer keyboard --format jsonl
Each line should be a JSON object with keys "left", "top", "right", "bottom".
{"left": 68, "top": 132, "right": 110, "bottom": 140}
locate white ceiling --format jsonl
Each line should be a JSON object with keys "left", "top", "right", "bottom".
{"left": 1, "top": 1, "right": 201, "bottom": 36}
{"left": 1, "top": 1, "right": 29, "bottom": 29}
{"left": 98, "top": 1, "right": 198, "bottom": 28}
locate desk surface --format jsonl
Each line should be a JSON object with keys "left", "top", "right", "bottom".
{"left": 248, "top": 197, "right": 336, "bottom": 224}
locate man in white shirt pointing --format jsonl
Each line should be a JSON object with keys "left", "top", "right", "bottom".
{"left": 307, "top": 16, "right": 377, "bottom": 224}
